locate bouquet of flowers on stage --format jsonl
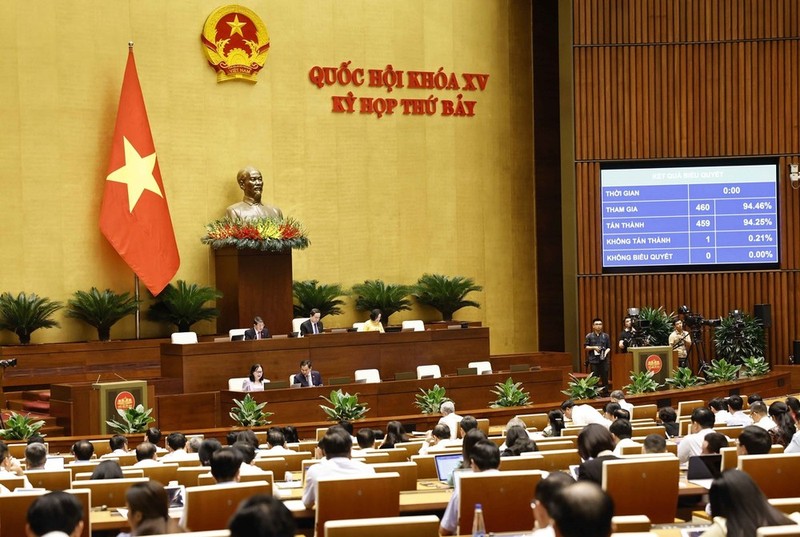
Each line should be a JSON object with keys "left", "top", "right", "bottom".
{"left": 201, "top": 216, "right": 309, "bottom": 252}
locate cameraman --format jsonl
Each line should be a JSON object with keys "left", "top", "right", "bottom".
{"left": 585, "top": 318, "right": 611, "bottom": 389}
{"left": 668, "top": 318, "right": 692, "bottom": 368}
{"left": 618, "top": 316, "right": 636, "bottom": 352}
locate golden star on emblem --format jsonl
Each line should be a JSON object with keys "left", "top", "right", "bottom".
{"left": 106, "top": 137, "right": 163, "bottom": 213}
{"left": 227, "top": 14, "right": 247, "bottom": 37}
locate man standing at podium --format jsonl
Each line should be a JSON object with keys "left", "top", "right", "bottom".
{"left": 585, "top": 318, "right": 611, "bottom": 390}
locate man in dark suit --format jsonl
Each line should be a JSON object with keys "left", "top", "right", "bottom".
{"left": 293, "top": 359, "right": 322, "bottom": 387}
{"left": 300, "top": 309, "right": 323, "bottom": 336}
{"left": 244, "top": 316, "right": 270, "bottom": 340}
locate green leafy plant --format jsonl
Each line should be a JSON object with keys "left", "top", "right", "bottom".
{"left": 0, "top": 292, "right": 62, "bottom": 344}
{"left": 146, "top": 280, "right": 222, "bottom": 332}
{"left": 106, "top": 404, "right": 156, "bottom": 433}
{"left": 666, "top": 366, "right": 706, "bottom": 389}
{"left": 741, "top": 356, "right": 770, "bottom": 377}
{"left": 714, "top": 313, "right": 766, "bottom": 365}
{"left": 66, "top": 288, "right": 139, "bottom": 341}
{"left": 0, "top": 412, "right": 46, "bottom": 440}
{"left": 412, "top": 274, "right": 482, "bottom": 321}
{"left": 704, "top": 358, "right": 741, "bottom": 383}
{"left": 490, "top": 378, "right": 531, "bottom": 408}
{"left": 561, "top": 373, "right": 602, "bottom": 400}
{"left": 229, "top": 394, "right": 272, "bottom": 427}
{"left": 292, "top": 280, "right": 346, "bottom": 319}
{"left": 414, "top": 384, "right": 452, "bottom": 414}
{"left": 351, "top": 280, "right": 412, "bottom": 326}
{"left": 637, "top": 306, "right": 674, "bottom": 346}
{"left": 623, "top": 370, "right": 662, "bottom": 394}
{"left": 319, "top": 390, "right": 369, "bottom": 421}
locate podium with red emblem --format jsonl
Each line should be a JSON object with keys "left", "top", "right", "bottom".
{"left": 93, "top": 380, "right": 149, "bottom": 434}
{"left": 611, "top": 346, "right": 675, "bottom": 390}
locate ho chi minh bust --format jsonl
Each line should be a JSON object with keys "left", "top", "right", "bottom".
{"left": 225, "top": 166, "right": 283, "bottom": 221}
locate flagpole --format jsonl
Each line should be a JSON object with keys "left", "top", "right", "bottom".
{"left": 134, "top": 275, "right": 141, "bottom": 340}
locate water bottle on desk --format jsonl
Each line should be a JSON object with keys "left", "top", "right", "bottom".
{"left": 472, "top": 503, "right": 486, "bottom": 537}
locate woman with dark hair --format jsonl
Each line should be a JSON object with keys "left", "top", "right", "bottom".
{"left": 362, "top": 309, "right": 385, "bottom": 333}
{"left": 543, "top": 410, "right": 565, "bottom": 437}
{"left": 242, "top": 364, "right": 268, "bottom": 392}
{"left": 120, "top": 481, "right": 184, "bottom": 536}
{"left": 229, "top": 493, "right": 297, "bottom": 537}
{"left": 702, "top": 469, "right": 797, "bottom": 537}
{"left": 447, "top": 428, "right": 488, "bottom": 487}
{"left": 658, "top": 406, "right": 679, "bottom": 438}
{"left": 576, "top": 424, "right": 618, "bottom": 485}
{"left": 768, "top": 401, "right": 796, "bottom": 447}
{"left": 282, "top": 425, "right": 299, "bottom": 444}
{"left": 379, "top": 420, "right": 408, "bottom": 449}
{"left": 786, "top": 397, "right": 800, "bottom": 453}
{"left": 502, "top": 425, "right": 538, "bottom": 456}
{"left": 90, "top": 460, "right": 123, "bottom": 480}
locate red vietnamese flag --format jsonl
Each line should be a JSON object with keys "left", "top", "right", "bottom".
{"left": 100, "top": 48, "right": 180, "bottom": 295}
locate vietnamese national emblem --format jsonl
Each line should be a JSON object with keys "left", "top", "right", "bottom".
{"left": 201, "top": 5, "right": 270, "bottom": 82}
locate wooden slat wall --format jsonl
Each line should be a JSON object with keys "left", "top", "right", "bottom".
{"left": 573, "top": 0, "right": 800, "bottom": 365}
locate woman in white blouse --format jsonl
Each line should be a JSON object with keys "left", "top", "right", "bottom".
{"left": 242, "top": 363, "right": 268, "bottom": 391}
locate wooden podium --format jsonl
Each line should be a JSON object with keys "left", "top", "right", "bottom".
{"left": 612, "top": 346, "right": 676, "bottom": 389}
{"left": 214, "top": 248, "right": 293, "bottom": 336}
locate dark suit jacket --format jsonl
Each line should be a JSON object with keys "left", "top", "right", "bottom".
{"left": 577, "top": 454, "right": 619, "bottom": 485}
{"left": 244, "top": 328, "right": 270, "bottom": 340}
{"left": 293, "top": 370, "right": 323, "bottom": 387}
{"left": 300, "top": 319, "right": 324, "bottom": 336}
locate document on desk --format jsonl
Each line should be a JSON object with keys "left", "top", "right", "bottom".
{"left": 283, "top": 499, "right": 309, "bottom": 512}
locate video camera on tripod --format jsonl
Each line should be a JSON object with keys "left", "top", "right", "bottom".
{"left": 625, "top": 308, "right": 652, "bottom": 347}
{"left": 677, "top": 305, "right": 721, "bottom": 329}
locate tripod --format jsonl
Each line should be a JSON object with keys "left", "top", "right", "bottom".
{"left": 686, "top": 326, "right": 709, "bottom": 375}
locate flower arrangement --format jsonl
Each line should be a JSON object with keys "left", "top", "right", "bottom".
{"left": 201, "top": 217, "right": 310, "bottom": 251}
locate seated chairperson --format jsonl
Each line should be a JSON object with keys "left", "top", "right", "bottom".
{"left": 242, "top": 363, "right": 269, "bottom": 392}
{"left": 726, "top": 395, "right": 753, "bottom": 427}
{"left": 133, "top": 442, "right": 161, "bottom": 467}
{"left": 244, "top": 316, "right": 270, "bottom": 340}
{"left": 549, "top": 482, "right": 614, "bottom": 537}
{"left": 610, "top": 419, "right": 637, "bottom": 456}
{"left": 438, "top": 401, "right": 463, "bottom": 440}
{"left": 749, "top": 401, "right": 775, "bottom": 431}
{"left": 25, "top": 491, "right": 85, "bottom": 537}
{"left": 104, "top": 434, "right": 129, "bottom": 457}
{"left": 561, "top": 399, "right": 611, "bottom": 428}
{"left": 354, "top": 428, "right": 377, "bottom": 451}
{"left": 302, "top": 427, "right": 375, "bottom": 509}
{"left": 232, "top": 441, "right": 266, "bottom": 475}
{"left": 293, "top": 359, "right": 323, "bottom": 387}
{"left": 211, "top": 448, "right": 243, "bottom": 484}
{"left": 678, "top": 407, "right": 716, "bottom": 463}
{"left": 259, "top": 428, "right": 296, "bottom": 455}
{"left": 362, "top": 309, "right": 385, "bottom": 333}
{"left": 658, "top": 406, "right": 679, "bottom": 438}
{"left": 198, "top": 438, "right": 223, "bottom": 466}
{"left": 160, "top": 432, "right": 194, "bottom": 461}
{"left": 299, "top": 309, "right": 323, "bottom": 336}
{"left": 439, "top": 440, "right": 501, "bottom": 536}
{"left": 145, "top": 427, "right": 168, "bottom": 453}
{"left": 701, "top": 432, "right": 729, "bottom": 454}
{"left": 25, "top": 443, "right": 48, "bottom": 471}
{"left": 643, "top": 434, "right": 667, "bottom": 454}
{"left": 576, "top": 424, "right": 618, "bottom": 485}
{"left": 737, "top": 425, "right": 772, "bottom": 455}
{"left": 531, "top": 472, "right": 576, "bottom": 537}
{"left": 229, "top": 493, "right": 297, "bottom": 537}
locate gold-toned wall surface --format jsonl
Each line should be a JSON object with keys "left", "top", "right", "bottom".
{"left": 0, "top": 0, "right": 536, "bottom": 354}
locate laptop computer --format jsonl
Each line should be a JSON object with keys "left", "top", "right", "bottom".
{"left": 687, "top": 454, "right": 722, "bottom": 488}
{"left": 231, "top": 334, "right": 245, "bottom": 341}
{"left": 434, "top": 453, "right": 463, "bottom": 483}
{"left": 165, "top": 484, "right": 185, "bottom": 508}
{"left": 44, "top": 456, "right": 65, "bottom": 471}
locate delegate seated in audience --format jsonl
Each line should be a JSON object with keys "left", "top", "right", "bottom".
{"left": 678, "top": 407, "right": 715, "bottom": 463}
{"left": 709, "top": 398, "right": 733, "bottom": 425}
{"left": 119, "top": 481, "right": 184, "bottom": 537}
{"left": 25, "top": 491, "right": 85, "bottom": 537}
{"left": 501, "top": 425, "right": 538, "bottom": 456}
{"left": 419, "top": 424, "right": 451, "bottom": 455}
{"left": 438, "top": 401, "right": 463, "bottom": 440}
{"left": 229, "top": 493, "right": 296, "bottom": 537}
{"left": 610, "top": 419, "right": 637, "bottom": 456}
{"left": 185, "top": 436, "right": 201, "bottom": 454}
{"left": 531, "top": 472, "right": 576, "bottom": 537}
{"left": 90, "top": 460, "right": 123, "bottom": 480}
{"left": 145, "top": 427, "right": 168, "bottom": 453}
{"left": 198, "top": 438, "right": 222, "bottom": 467}
{"left": 302, "top": 427, "right": 375, "bottom": 509}
{"left": 610, "top": 390, "right": 634, "bottom": 415}
{"left": 748, "top": 393, "right": 763, "bottom": 405}
{"left": 749, "top": 401, "right": 774, "bottom": 431}
{"left": 242, "top": 363, "right": 268, "bottom": 392}
{"left": 602, "top": 402, "right": 621, "bottom": 422}
{"left": 211, "top": 448, "right": 243, "bottom": 484}
{"left": 282, "top": 426, "right": 299, "bottom": 444}
{"left": 25, "top": 442, "right": 48, "bottom": 471}
{"left": 448, "top": 428, "right": 488, "bottom": 487}
{"left": 160, "top": 432, "right": 192, "bottom": 461}
{"left": 737, "top": 425, "right": 772, "bottom": 455}
{"left": 105, "top": 434, "right": 129, "bottom": 456}
{"left": 232, "top": 442, "right": 266, "bottom": 475}
{"left": 259, "top": 428, "right": 295, "bottom": 455}
{"left": 643, "top": 433, "right": 667, "bottom": 454}
{"left": 561, "top": 399, "right": 611, "bottom": 428}
{"left": 576, "top": 424, "right": 618, "bottom": 485}
{"left": 786, "top": 396, "right": 800, "bottom": 453}
{"left": 768, "top": 401, "right": 796, "bottom": 448}
{"left": 541, "top": 409, "right": 566, "bottom": 438}
{"left": 439, "top": 440, "right": 501, "bottom": 536}
{"left": 0, "top": 441, "right": 31, "bottom": 487}
{"left": 361, "top": 309, "right": 385, "bottom": 333}
{"left": 726, "top": 395, "right": 753, "bottom": 427}
{"left": 549, "top": 482, "right": 614, "bottom": 537}
{"left": 702, "top": 469, "right": 799, "bottom": 537}
{"left": 380, "top": 420, "right": 409, "bottom": 449}
{"left": 133, "top": 442, "right": 161, "bottom": 467}
{"left": 702, "top": 432, "right": 729, "bottom": 455}
{"left": 354, "top": 428, "right": 376, "bottom": 451}
{"left": 658, "top": 406, "right": 679, "bottom": 438}
{"left": 459, "top": 415, "right": 479, "bottom": 437}
{"left": 71, "top": 440, "right": 95, "bottom": 463}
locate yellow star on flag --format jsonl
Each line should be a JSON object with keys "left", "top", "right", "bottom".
{"left": 227, "top": 14, "right": 247, "bottom": 37}
{"left": 106, "top": 136, "right": 163, "bottom": 213}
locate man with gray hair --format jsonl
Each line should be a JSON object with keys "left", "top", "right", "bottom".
{"left": 438, "top": 401, "right": 462, "bottom": 440}
{"left": 610, "top": 390, "right": 634, "bottom": 415}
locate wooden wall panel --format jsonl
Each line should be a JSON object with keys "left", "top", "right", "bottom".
{"left": 572, "top": 0, "right": 800, "bottom": 366}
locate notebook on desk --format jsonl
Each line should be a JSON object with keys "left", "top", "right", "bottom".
{"left": 434, "top": 453, "right": 463, "bottom": 483}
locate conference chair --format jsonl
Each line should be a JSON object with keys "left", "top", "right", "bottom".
{"left": 353, "top": 322, "right": 366, "bottom": 331}
{"left": 25, "top": 468, "right": 72, "bottom": 491}
{"left": 536, "top": 449, "right": 581, "bottom": 472}
{"left": 410, "top": 454, "right": 438, "bottom": 479}
{"left": 394, "top": 441, "right": 425, "bottom": 458}
{"left": 183, "top": 481, "right": 271, "bottom": 532}
{"left": 0, "top": 489, "right": 90, "bottom": 537}
{"left": 227, "top": 377, "right": 248, "bottom": 391}
{"left": 176, "top": 467, "right": 212, "bottom": 487}
{"left": 171, "top": 331, "right": 198, "bottom": 344}
{"left": 0, "top": 474, "right": 25, "bottom": 491}
{"left": 371, "top": 462, "right": 418, "bottom": 491}
{"left": 468, "top": 361, "right": 493, "bottom": 375}
{"left": 197, "top": 472, "right": 273, "bottom": 492}
{"left": 537, "top": 436, "right": 578, "bottom": 448}
{"left": 516, "top": 413, "right": 549, "bottom": 430}
{"left": 458, "top": 470, "right": 543, "bottom": 534}
{"left": 714, "top": 426, "right": 745, "bottom": 439}
{"left": 136, "top": 463, "right": 179, "bottom": 485}
{"left": 228, "top": 328, "right": 247, "bottom": 340}
{"left": 354, "top": 368, "right": 381, "bottom": 383}
{"left": 631, "top": 404, "right": 658, "bottom": 420}
{"left": 611, "top": 515, "right": 652, "bottom": 533}
{"left": 88, "top": 439, "right": 113, "bottom": 457}
{"left": 146, "top": 532, "right": 230, "bottom": 537}
{"left": 602, "top": 457, "right": 680, "bottom": 523}
{"left": 72, "top": 476, "right": 149, "bottom": 507}
{"left": 619, "top": 443, "right": 645, "bottom": 455}
{"left": 315, "top": 473, "right": 401, "bottom": 537}
{"left": 476, "top": 418, "right": 490, "bottom": 435}
{"left": 536, "top": 440, "right": 575, "bottom": 451}
{"left": 631, "top": 425, "right": 666, "bottom": 436}
{"left": 677, "top": 399, "right": 705, "bottom": 419}
{"left": 292, "top": 318, "right": 309, "bottom": 334}
{"left": 252, "top": 457, "right": 288, "bottom": 476}
{"left": 73, "top": 468, "right": 144, "bottom": 481}
{"left": 325, "top": 515, "right": 441, "bottom": 537}
{"left": 416, "top": 365, "right": 442, "bottom": 379}
{"left": 401, "top": 320, "right": 425, "bottom": 332}
{"left": 738, "top": 453, "right": 800, "bottom": 498}
{"left": 769, "top": 498, "right": 800, "bottom": 514}
{"left": 498, "top": 454, "right": 545, "bottom": 471}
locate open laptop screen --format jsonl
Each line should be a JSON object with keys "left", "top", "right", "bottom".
{"left": 434, "top": 453, "right": 463, "bottom": 482}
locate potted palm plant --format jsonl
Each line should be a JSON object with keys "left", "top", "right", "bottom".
{"left": 413, "top": 273, "right": 482, "bottom": 322}
{"left": 146, "top": 280, "right": 222, "bottom": 332}
{"left": 0, "top": 292, "right": 62, "bottom": 344}
{"left": 292, "top": 280, "right": 346, "bottom": 318}
{"left": 66, "top": 287, "right": 139, "bottom": 341}
{"left": 351, "top": 280, "right": 412, "bottom": 327}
